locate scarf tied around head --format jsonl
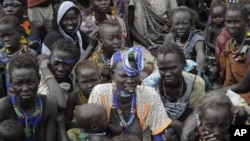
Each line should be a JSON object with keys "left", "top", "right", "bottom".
{"left": 110, "top": 47, "right": 144, "bottom": 76}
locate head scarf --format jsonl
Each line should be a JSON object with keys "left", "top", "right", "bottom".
{"left": 110, "top": 46, "right": 144, "bottom": 76}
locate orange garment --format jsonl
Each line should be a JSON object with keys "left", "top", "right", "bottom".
{"left": 220, "top": 40, "right": 250, "bottom": 87}
{"left": 220, "top": 40, "right": 250, "bottom": 103}
{"left": 27, "top": 0, "right": 48, "bottom": 8}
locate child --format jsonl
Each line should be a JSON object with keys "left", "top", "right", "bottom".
{"left": 68, "top": 104, "right": 110, "bottom": 141}
{"left": 205, "top": 2, "right": 227, "bottom": 51}
{"left": 0, "top": 119, "right": 24, "bottom": 141}
{"left": 205, "top": 2, "right": 227, "bottom": 86}
{"left": 66, "top": 59, "right": 101, "bottom": 129}
{"left": 88, "top": 20, "right": 125, "bottom": 83}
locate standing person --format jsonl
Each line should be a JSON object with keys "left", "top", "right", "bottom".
{"left": 128, "top": 0, "right": 178, "bottom": 57}
{"left": 205, "top": 2, "right": 227, "bottom": 52}
{"left": 27, "top": 0, "right": 53, "bottom": 33}
{"left": 88, "top": 47, "right": 173, "bottom": 141}
{"left": 143, "top": 42, "right": 205, "bottom": 140}
{"left": 0, "top": 54, "right": 58, "bottom": 141}
{"left": 204, "top": 2, "right": 227, "bottom": 86}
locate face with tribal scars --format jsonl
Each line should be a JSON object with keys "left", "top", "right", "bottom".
{"left": 50, "top": 49, "right": 77, "bottom": 82}
{"left": 172, "top": 11, "right": 192, "bottom": 40}
{"left": 0, "top": 23, "right": 21, "bottom": 53}
{"left": 200, "top": 107, "right": 231, "bottom": 141}
{"left": 76, "top": 66, "right": 100, "bottom": 97}
{"left": 92, "top": 0, "right": 110, "bottom": 13}
{"left": 100, "top": 25, "right": 122, "bottom": 57}
{"left": 11, "top": 67, "right": 40, "bottom": 104}
{"left": 2, "top": 0, "right": 24, "bottom": 19}
{"left": 157, "top": 52, "right": 184, "bottom": 86}
{"left": 112, "top": 61, "right": 140, "bottom": 94}
{"left": 60, "top": 8, "right": 79, "bottom": 35}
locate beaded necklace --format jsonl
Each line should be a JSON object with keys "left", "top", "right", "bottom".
{"left": 175, "top": 32, "right": 194, "bottom": 49}
{"left": 230, "top": 31, "right": 250, "bottom": 62}
{"left": 112, "top": 88, "right": 136, "bottom": 135}
{"left": 78, "top": 89, "right": 88, "bottom": 104}
{"left": 100, "top": 51, "right": 108, "bottom": 64}
{"left": 11, "top": 95, "right": 43, "bottom": 141}
{"left": 162, "top": 79, "right": 184, "bottom": 102}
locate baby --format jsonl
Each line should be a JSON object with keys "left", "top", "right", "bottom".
{"left": 0, "top": 119, "right": 24, "bottom": 141}
{"left": 68, "top": 103, "right": 111, "bottom": 141}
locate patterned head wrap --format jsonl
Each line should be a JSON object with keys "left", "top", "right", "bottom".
{"left": 110, "top": 46, "right": 144, "bottom": 76}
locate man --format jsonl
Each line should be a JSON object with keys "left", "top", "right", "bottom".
{"left": 0, "top": 54, "right": 57, "bottom": 141}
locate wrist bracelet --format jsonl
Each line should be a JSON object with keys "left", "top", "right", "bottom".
{"left": 45, "top": 74, "right": 55, "bottom": 81}
{"left": 147, "top": 45, "right": 154, "bottom": 50}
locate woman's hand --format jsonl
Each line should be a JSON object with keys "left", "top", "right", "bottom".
{"left": 39, "top": 58, "right": 50, "bottom": 69}
{"left": 199, "top": 131, "right": 219, "bottom": 141}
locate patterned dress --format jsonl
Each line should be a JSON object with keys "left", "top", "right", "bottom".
{"left": 88, "top": 83, "right": 172, "bottom": 136}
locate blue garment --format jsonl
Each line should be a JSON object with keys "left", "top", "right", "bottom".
{"left": 143, "top": 70, "right": 196, "bottom": 121}
{"left": 0, "top": 49, "right": 11, "bottom": 97}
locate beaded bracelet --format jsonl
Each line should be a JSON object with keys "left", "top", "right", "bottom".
{"left": 45, "top": 75, "right": 55, "bottom": 81}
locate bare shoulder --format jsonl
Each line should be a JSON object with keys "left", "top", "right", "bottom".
{"left": 26, "top": 48, "right": 38, "bottom": 57}
{"left": 0, "top": 96, "right": 13, "bottom": 121}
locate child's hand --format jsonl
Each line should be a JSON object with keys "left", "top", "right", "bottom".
{"left": 100, "top": 60, "right": 111, "bottom": 76}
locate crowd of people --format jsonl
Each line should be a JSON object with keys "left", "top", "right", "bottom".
{"left": 0, "top": 0, "right": 250, "bottom": 141}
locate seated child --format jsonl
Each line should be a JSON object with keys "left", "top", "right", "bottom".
{"left": 66, "top": 60, "right": 101, "bottom": 129}
{"left": 68, "top": 104, "right": 110, "bottom": 141}
{"left": 0, "top": 119, "right": 24, "bottom": 141}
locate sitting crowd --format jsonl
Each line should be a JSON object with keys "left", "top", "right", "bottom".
{"left": 0, "top": 0, "right": 250, "bottom": 141}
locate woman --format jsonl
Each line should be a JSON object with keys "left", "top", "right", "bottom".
{"left": 143, "top": 42, "right": 205, "bottom": 140}
{"left": 220, "top": 3, "right": 250, "bottom": 87}
{"left": 181, "top": 92, "right": 233, "bottom": 141}
{"left": 164, "top": 6, "right": 209, "bottom": 90}
{"left": 164, "top": 6, "right": 206, "bottom": 73}
{"left": 88, "top": 47, "right": 173, "bottom": 140}
{"left": 41, "top": 0, "right": 93, "bottom": 58}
